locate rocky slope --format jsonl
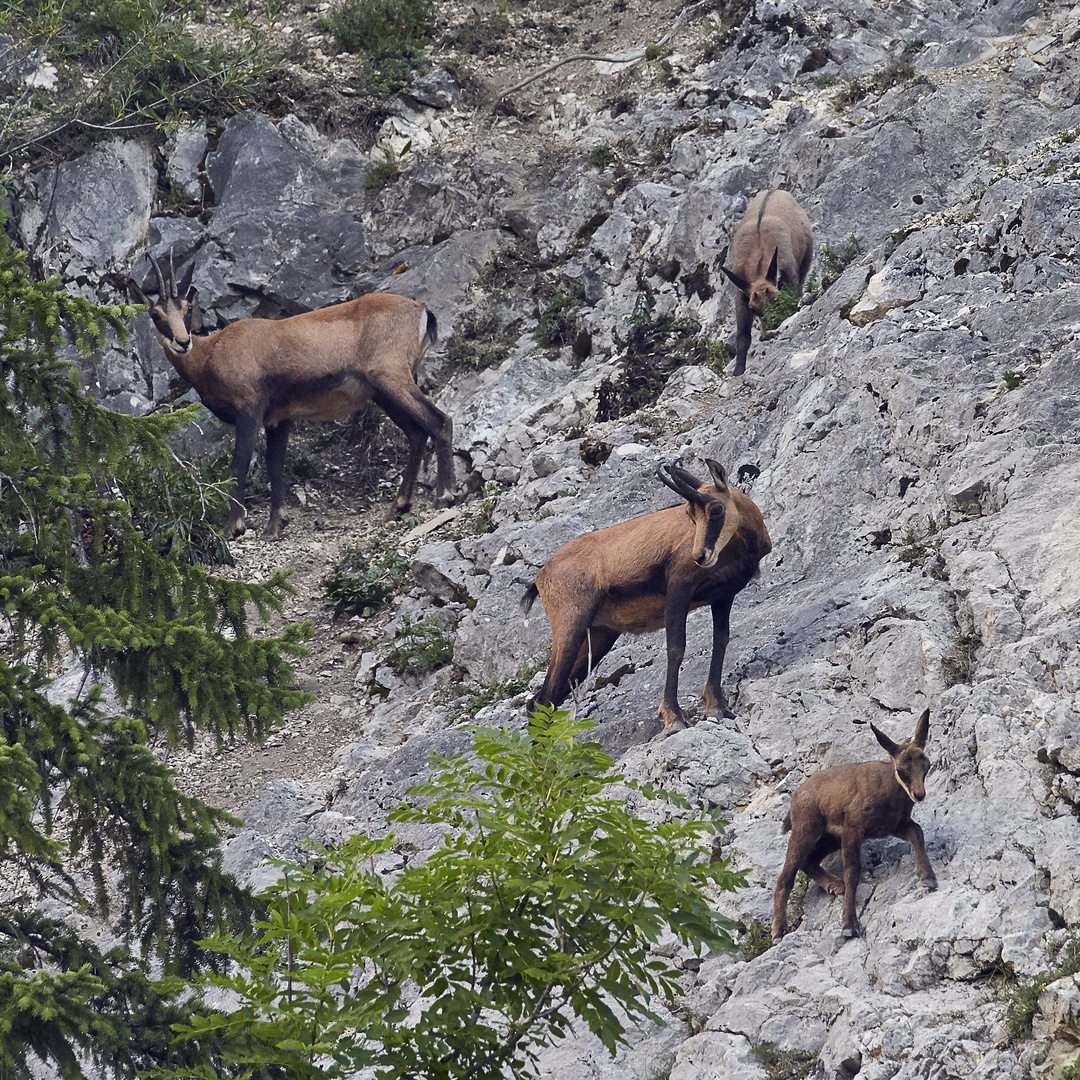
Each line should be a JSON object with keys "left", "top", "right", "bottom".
{"left": 9, "top": 0, "right": 1080, "bottom": 1075}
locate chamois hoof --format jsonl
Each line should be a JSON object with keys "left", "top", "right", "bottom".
{"left": 229, "top": 519, "right": 247, "bottom": 539}
{"left": 662, "top": 719, "right": 688, "bottom": 737}
{"left": 918, "top": 877, "right": 938, "bottom": 892}
{"left": 841, "top": 922, "right": 862, "bottom": 940}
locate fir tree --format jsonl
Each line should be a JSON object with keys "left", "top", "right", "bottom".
{"left": 0, "top": 215, "right": 311, "bottom": 1078}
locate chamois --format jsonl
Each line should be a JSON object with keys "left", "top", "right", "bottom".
{"left": 129, "top": 253, "right": 455, "bottom": 540}
{"left": 521, "top": 460, "right": 771, "bottom": 733}
{"left": 721, "top": 189, "right": 814, "bottom": 376}
{"left": 772, "top": 709, "right": 937, "bottom": 941}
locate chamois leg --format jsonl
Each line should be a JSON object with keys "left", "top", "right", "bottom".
{"left": 565, "top": 627, "right": 620, "bottom": 692}
{"left": 375, "top": 385, "right": 456, "bottom": 515}
{"left": 227, "top": 414, "right": 259, "bottom": 538}
{"left": 896, "top": 820, "right": 937, "bottom": 890}
{"left": 529, "top": 609, "right": 597, "bottom": 717}
{"left": 772, "top": 829, "right": 820, "bottom": 940}
{"left": 703, "top": 596, "right": 735, "bottom": 719}
{"left": 803, "top": 835, "right": 844, "bottom": 897}
{"left": 263, "top": 419, "right": 293, "bottom": 541}
{"left": 732, "top": 292, "right": 753, "bottom": 376}
{"left": 659, "top": 586, "right": 693, "bottom": 732}
{"left": 840, "top": 829, "right": 864, "bottom": 938}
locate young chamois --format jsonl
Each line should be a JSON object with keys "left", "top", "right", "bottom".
{"left": 721, "top": 190, "right": 814, "bottom": 376}
{"left": 521, "top": 460, "right": 771, "bottom": 733}
{"left": 772, "top": 709, "right": 937, "bottom": 941}
{"left": 129, "top": 253, "right": 456, "bottom": 540}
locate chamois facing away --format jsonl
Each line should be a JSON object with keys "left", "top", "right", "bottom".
{"left": 772, "top": 709, "right": 937, "bottom": 942}
{"left": 129, "top": 253, "right": 456, "bottom": 540}
{"left": 521, "top": 460, "right": 771, "bottom": 734}
{"left": 721, "top": 189, "right": 814, "bottom": 376}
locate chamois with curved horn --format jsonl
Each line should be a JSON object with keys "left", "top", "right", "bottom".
{"left": 129, "top": 253, "right": 455, "bottom": 539}
{"left": 521, "top": 459, "right": 771, "bottom": 733}
{"left": 772, "top": 709, "right": 937, "bottom": 942}
{"left": 721, "top": 189, "right": 814, "bottom": 376}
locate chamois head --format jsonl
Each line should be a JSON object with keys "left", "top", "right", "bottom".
{"left": 656, "top": 459, "right": 742, "bottom": 568}
{"left": 722, "top": 247, "right": 781, "bottom": 316}
{"left": 128, "top": 251, "right": 196, "bottom": 357}
{"left": 870, "top": 708, "right": 932, "bottom": 803}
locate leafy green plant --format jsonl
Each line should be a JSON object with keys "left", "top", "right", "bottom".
{"left": 322, "top": 541, "right": 410, "bottom": 617}
{"left": 1001, "top": 369, "right": 1024, "bottom": 391}
{"left": 896, "top": 519, "right": 942, "bottom": 566}
{"left": 816, "top": 229, "right": 864, "bottom": 289}
{"left": 761, "top": 286, "right": 802, "bottom": 331}
{"left": 168, "top": 709, "right": 748, "bottom": 1079}
{"left": 383, "top": 615, "right": 454, "bottom": 676}
{"left": 1007, "top": 935, "right": 1080, "bottom": 1041}
{"left": 536, "top": 286, "right": 584, "bottom": 348}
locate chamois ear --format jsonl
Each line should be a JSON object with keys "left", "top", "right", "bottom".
{"left": 912, "top": 708, "right": 930, "bottom": 749}
{"left": 870, "top": 721, "right": 901, "bottom": 758}
{"left": 722, "top": 266, "right": 751, "bottom": 293}
{"left": 128, "top": 278, "right": 151, "bottom": 306}
{"left": 766, "top": 247, "right": 780, "bottom": 285}
{"left": 175, "top": 256, "right": 196, "bottom": 301}
{"left": 706, "top": 459, "right": 730, "bottom": 493}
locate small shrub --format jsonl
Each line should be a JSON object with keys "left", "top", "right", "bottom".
{"left": 1001, "top": 370, "right": 1024, "bottom": 392}
{"left": 586, "top": 143, "right": 616, "bottom": 169}
{"left": 896, "top": 519, "right": 942, "bottom": 567}
{"left": 445, "top": 656, "right": 549, "bottom": 719}
{"left": 448, "top": 9, "right": 511, "bottom": 56}
{"left": 817, "top": 229, "right": 864, "bottom": 288}
{"left": 740, "top": 919, "right": 774, "bottom": 960}
{"left": 446, "top": 306, "right": 515, "bottom": 370}
{"left": 1008, "top": 935, "right": 1080, "bottom": 1041}
{"left": 943, "top": 632, "right": 981, "bottom": 687}
{"left": 903, "top": 38, "right": 926, "bottom": 54}
{"left": 750, "top": 1042, "right": 818, "bottom": 1080}
{"left": 365, "top": 148, "right": 401, "bottom": 189}
{"left": 596, "top": 300, "right": 706, "bottom": 421}
{"left": 383, "top": 615, "right": 454, "bottom": 676}
{"left": 761, "top": 286, "right": 802, "bottom": 331}
{"left": 177, "top": 710, "right": 748, "bottom": 1078}
{"left": 474, "top": 481, "right": 500, "bottom": 535}
{"left": 322, "top": 541, "right": 410, "bottom": 617}
{"left": 324, "top": 0, "right": 436, "bottom": 54}
{"left": 536, "top": 287, "right": 584, "bottom": 348}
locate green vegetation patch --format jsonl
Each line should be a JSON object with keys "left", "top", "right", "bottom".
{"left": 0, "top": 0, "right": 282, "bottom": 160}
{"left": 383, "top": 615, "right": 455, "bottom": 676}
{"left": 750, "top": 1043, "right": 818, "bottom": 1080}
{"left": 1008, "top": 935, "right": 1080, "bottom": 1041}
{"left": 172, "top": 709, "right": 748, "bottom": 1078}
{"left": 597, "top": 291, "right": 724, "bottom": 421}
{"left": 322, "top": 540, "right": 411, "bottom": 617}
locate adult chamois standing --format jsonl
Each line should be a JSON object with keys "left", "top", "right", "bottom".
{"left": 721, "top": 189, "right": 814, "bottom": 376}
{"left": 772, "top": 709, "right": 937, "bottom": 942}
{"left": 521, "top": 459, "right": 771, "bottom": 733}
{"left": 129, "top": 253, "right": 456, "bottom": 540}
